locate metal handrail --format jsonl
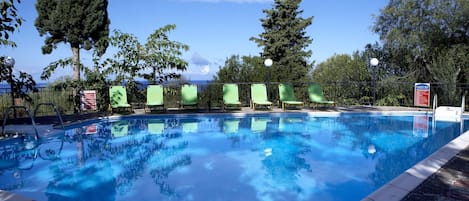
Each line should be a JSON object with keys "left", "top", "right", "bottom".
{"left": 2, "top": 106, "right": 39, "bottom": 140}
{"left": 33, "top": 103, "right": 64, "bottom": 129}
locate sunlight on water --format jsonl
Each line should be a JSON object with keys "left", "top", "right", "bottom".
{"left": 0, "top": 113, "right": 466, "bottom": 201}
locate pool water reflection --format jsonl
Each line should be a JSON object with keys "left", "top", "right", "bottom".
{"left": 0, "top": 113, "right": 466, "bottom": 201}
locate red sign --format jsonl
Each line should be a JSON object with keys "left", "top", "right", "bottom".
{"left": 413, "top": 115, "right": 428, "bottom": 137}
{"left": 414, "top": 83, "right": 430, "bottom": 107}
{"left": 81, "top": 90, "right": 97, "bottom": 111}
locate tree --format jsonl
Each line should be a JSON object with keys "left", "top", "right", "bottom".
{"left": 0, "top": 0, "right": 22, "bottom": 47}
{"left": 213, "top": 55, "right": 265, "bottom": 83}
{"left": 35, "top": 0, "right": 110, "bottom": 82}
{"left": 373, "top": 0, "right": 469, "bottom": 105}
{"left": 142, "top": 24, "right": 189, "bottom": 85}
{"left": 107, "top": 26, "right": 189, "bottom": 103}
{"left": 210, "top": 55, "right": 266, "bottom": 105}
{"left": 1, "top": 1, "right": 37, "bottom": 109}
{"left": 250, "top": 0, "right": 314, "bottom": 83}
{"left": 83, "top": 50, "right": 113, "bottom": 112}
{"left": 108, "top": 30, "right": 143, "bottom": 85}
{"left": 312, "top": 53, "right": 370, "bottom": 105}
{"left": 107, "top": 30, "right": 145, "bottom": 103}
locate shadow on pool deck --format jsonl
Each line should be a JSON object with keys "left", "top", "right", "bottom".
{"left": 2, "top": 106, "right": 468, "bottom": 201}
{"left": 401, "top": 146, "right": 469, "bottom": 201}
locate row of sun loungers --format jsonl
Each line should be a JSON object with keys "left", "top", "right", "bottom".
{"left": 109, "top": 83, "right": 335, "bottom": 113}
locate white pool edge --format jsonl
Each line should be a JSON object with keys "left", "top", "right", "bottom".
{"left": 362, "top": 129, "right": 469, "bottom": 201}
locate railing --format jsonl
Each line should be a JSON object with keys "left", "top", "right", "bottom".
{"left": 1, "top": 81, "right": 468, "bottom": 117}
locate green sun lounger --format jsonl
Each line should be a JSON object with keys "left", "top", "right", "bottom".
{"left": 250, "top": 84, "right": 272, "bottom": 110}
{"left": 181, "top": 84, "right": 198, "bottom": 109}
{"left": 278, "top": 83, "right": 304, "bottom": 110}
{"left": 223, "top": 84, "right": 242, "bottom": 110}
{"left": 109, "top": 86, "right": 132, "bottom": 114}
{"left": 146, "top": 85, "right": 164, "bottom": 112}
{"left": 308, "top": 83, "right": 335, "bottom": 108}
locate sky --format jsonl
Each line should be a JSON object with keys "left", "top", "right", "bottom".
{"left": 0, "top": 0, "right": 388, "bottom": 82}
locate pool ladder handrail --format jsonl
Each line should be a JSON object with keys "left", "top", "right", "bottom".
{"left": 2, "top": 105, "right": 39, "bottom": 140}
{"left": 432, "top": 92, "right": 466, "bottom": 134}
{"left": 33, "top": 102, "right": 65, "bottom": 130}
{"left": 2, "top": 103, "right": 65, "bottom": 140}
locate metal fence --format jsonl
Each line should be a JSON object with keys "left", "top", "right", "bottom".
{"left": 1, "top": 81, "right": 468, "bottom": 119}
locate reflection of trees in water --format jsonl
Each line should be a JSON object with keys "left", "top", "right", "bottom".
{"left": 0, "top": 140, "right": 37, "bottom": 191}
{"left": 147, "top": 137, "right": 191, "bottom": 198}
{"left": 42, "top": 118, "right": 192, "bottom": 200}
{"left": 46, "top": 159, "right": 117, "bottom": 201}
{"left": 260, "top": 130, "right": 312, "bottom": 197}
{"left": 149, "top": 154, "right": 191, "bottom": 198}
{"left": 110, "top": 136, "right": 165, "bottom": 195}
{"left": 224, "top": 116, "right": 313, "bottom": 198}
{"left": 369, "top": 122, "right": 461, "bottom": 187}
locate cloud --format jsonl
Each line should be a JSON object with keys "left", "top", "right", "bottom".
{"left": 200, "top": 65, "right": 210, "bottom": 75}
{"left": 177, "top": 0, "right": 272, "bottom": 3}
{"left": 191, "top": 52, "right": 210, "bottom": 66}
{"left": 190, "top": 52, "right": 211, "bottom": 76}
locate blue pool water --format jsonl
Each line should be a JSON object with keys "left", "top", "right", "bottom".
{"left": 0, "top": 113, "right": 467, "bottom": 201}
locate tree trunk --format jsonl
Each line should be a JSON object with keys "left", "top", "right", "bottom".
{"left": 72, "top": 46, "right": 81, "bottom": 81}
{"left": 71, "top": 45, "right": 81, "bottom": 113}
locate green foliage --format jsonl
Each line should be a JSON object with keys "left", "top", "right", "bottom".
{"left": 213, "top": 55, "right": 266, "bottom": 83}
{"left": 312, "top": 53, "right": 371, "bottom": 104}
{"left": 0, "top": 56, "right": 38, "bottom": 105}
{"left": 208, "top": 55, "right": 266, "bottom": 105}
{"left": 40, "top": 57, "right": 73, "bottom": 80}
{"left": 83, "top": 51, "right": 113, "bottom": 112}
{"left": 373, "top": 0, "right": 469, "bottom": 94}
{"left": 250, "top": 0, "right": 314, "bottom": 83}
{"left": 105, "top": 26, "right": 189, "bottom": 105}
{"left": 143, "top": 24, "right": 189, "bottom": 84}
{"left": 108, "top": 30, "right": 143, "bottom": 86}
{"left": 35, "top": 0, "right": 110, "bottom": 81}
{"left": 0, "top": 0, "right": 22, "bottom": 47}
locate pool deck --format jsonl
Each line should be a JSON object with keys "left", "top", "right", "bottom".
{"left": 2, "top": 105, "right": 469, "bottom": 201}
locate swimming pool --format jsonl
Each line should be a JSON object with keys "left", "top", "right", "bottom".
{"left": 0, "top": 112, "right": 467, "bottom": 201}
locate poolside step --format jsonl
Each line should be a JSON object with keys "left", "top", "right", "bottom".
{"left": 434, "top": 106, "right": 462, "bottom": 122}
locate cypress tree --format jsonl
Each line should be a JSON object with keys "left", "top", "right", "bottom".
{"left": 251, "top": 0, "right": 314, "bottom": 83}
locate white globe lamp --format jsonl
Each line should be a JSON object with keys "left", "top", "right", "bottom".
{"left": 370, "top": 58, "right": 379, "bottom": 67}
{"left": 264, "top": 58, "right": 273, "bottom": 67}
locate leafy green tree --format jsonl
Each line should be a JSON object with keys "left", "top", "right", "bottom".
{"left": 35, "top": 0, "right": 110, "bottom": 82}
{"left": 83, "top": 51, "right": 113, "bottom": 112}
{"left": 213, "top": 55, "right": 265, "bottom": 83}
{"left": 0, "top": 1, "right": 37, "bottom": 109}
{"left": 0, "top": 0, "right": 22, "bottom": 47}
{"left": 313, "top": 53, "right": 370, "bottom": 105}
{"left": 107, "top": 30, "right": 144, "bottom": 103}
{"left": 210, "top": 55, "right": 266, "bottom": 105}
{"left": 108, "top": 30, "right": 143, "bottom": 84}
{"left": 107, "top": 26, "right": 189, "bottom": 104}
{"left": 0, "top": 57, "right": 38, "bottom": 108}
{"left": 142, "top": 24, "right": 189, "bottom": 84}
{"left": 373, "top": 0, "right": 469, "bottom": 105}
{"left": 251, "top": 0, "right": 314, "bottom": 83}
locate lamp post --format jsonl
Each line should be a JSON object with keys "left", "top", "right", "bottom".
{"left": 264, "top": 58, "right": 273, "bottom": 99}
{"left": 370, "top": 58, "right": 379, "bottom": 106}
{"left": 4, "top": 56, "right": 16, "bottom": 117}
